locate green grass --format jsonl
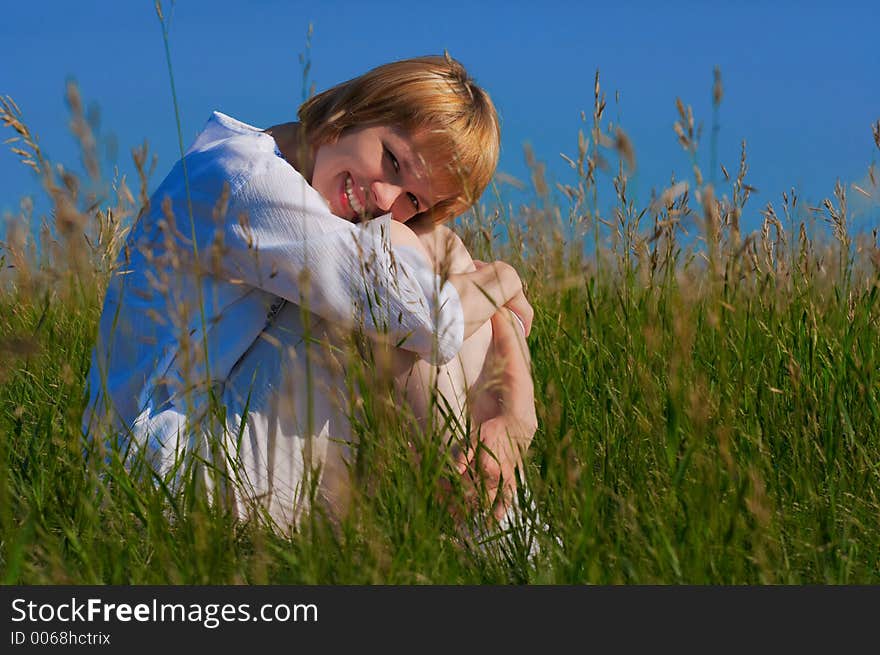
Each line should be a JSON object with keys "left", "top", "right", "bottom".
{"left": 2, "top": 78, "right": 880, "bottom": 584}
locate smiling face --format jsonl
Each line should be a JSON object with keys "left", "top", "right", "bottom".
{"left": 310, "top": 125, "right": 447, "bottom": 223}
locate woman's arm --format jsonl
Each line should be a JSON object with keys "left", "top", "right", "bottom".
{"left": 402, "top": 220, "right": 537, "bottom": 521}
{"left": 220, "top": 166, "right": 465, "bottom": 365}
{"left": 455, "top": 307, "right": 538, "bottom": 521}
{"left": 448, "top": 262, "right": 533, "bottom": 340}
{"left": 388, "top": 219, "right": 533, "bottom": 340}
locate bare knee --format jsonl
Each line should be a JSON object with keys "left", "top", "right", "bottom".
{"left": 394, "top": 224, "right": 491, "bottom": 426}
{"left": 409, "top": 222, "right": 475, "bottom": 276}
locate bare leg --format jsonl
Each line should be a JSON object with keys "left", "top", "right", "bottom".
{"left": 219, "top": 222, "right": 498, "bottom": 529}
{"left": 395, "top": 223, "right": 495, "bottom": 441}
{"left": 396, "top": 222, "right": 542, "bottom": 555}
{"left": 322, "top": 223, "right": 497, "bottom": 523}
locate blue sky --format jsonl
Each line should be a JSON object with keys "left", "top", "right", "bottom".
{"left": 2, "top": 0, "right": 878, "bottom": 235}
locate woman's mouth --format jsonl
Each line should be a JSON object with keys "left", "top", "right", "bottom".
{"left": 343, "top": 174, "right": 365, "bottom": 218}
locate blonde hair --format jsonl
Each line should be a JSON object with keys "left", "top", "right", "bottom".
{"left": 298, "top": 54, "right": 500, "bottom": 223}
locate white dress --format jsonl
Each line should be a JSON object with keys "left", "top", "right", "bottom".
{"left": 84, "top": 112, "right": 466, "bottom": 528}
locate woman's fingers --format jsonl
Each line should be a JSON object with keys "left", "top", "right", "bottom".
{"left": 492, "top": 476, "right": 516, "bottom": 522}
{"left": 481, "top": 451, "right": 518, "bottom": 523}
{"left": 457, "top": 450, "right": 504, "bottom": 520}
{"left": 447, "top": 417, "right": 530, "bottom": 524}
{"left": 466, "top": 418, "right": 523, "bottom": 521}
{"left": 450, "top": 437, "right": 475, "bottom": 477}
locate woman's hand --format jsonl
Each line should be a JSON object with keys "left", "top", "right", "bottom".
{"left": 452, "top": 304, "right": 537, "bottom": 523}
{"left": 454, "top": 412, "right": 537, "bottom": 521}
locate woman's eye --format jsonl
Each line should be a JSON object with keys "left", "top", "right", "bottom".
{"left": 385, "top": 146, "right": 400, "bottom": 173}
{"left": 407, "top": 193, "right": 420, "bottom": 211}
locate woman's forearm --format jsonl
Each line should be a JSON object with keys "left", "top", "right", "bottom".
{"left": 224, "top": 177, "right": 465, "bottom": 365}
{"left": 449, "top": 262, "right": 531, "bottom": 340}
{"left": 490, "top": 308, "right": 537, "bottom": 436}
{"left": 468, "top": 306, "right": 537, "bottom": 436}
{"left": 457, "top": 306, "right": 537, "bottom": 522}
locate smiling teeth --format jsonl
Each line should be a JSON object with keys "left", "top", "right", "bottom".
{"left": 345, "top": 176, "right": 364, "bottom": 215}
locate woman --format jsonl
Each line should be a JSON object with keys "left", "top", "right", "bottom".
{"left": 84, "top": 55, "right": 536, "bottom": 531}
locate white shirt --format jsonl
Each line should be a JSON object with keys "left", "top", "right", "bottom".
{"left": 84, "top": 111, "right": 464, "bottom": 438}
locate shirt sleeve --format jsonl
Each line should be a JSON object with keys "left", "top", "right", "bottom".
{"left": 216, "top": 165, "right": 464, "bottom": 365}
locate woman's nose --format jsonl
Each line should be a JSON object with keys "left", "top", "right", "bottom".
{"left": 371, "top": 180, "right": 403, "bottom": 213}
